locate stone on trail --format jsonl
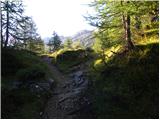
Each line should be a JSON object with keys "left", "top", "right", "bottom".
{"left": 40, "top": 112, "right": 43, "bottom": 116}
{"left": 48, "top": 78, "right": 54, "bottom": 85}
{"left": 75, "top": 71, "right": 83, "bottom": 77}
{"left": 37, "top": 82, "right": 50, "bottom": 90}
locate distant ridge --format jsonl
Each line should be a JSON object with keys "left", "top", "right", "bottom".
{"left": 43, "top": 30, "right": 95, "bottom": 48}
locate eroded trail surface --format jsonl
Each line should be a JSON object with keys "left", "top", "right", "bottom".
{"left": 42, "top": 57, "right": 93, "bottom": 119}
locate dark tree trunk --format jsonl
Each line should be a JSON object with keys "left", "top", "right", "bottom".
{"left": 121, "top": 1, "right": 134, "bottom": 50}
{"left": 126, "top": 14, "right": 134, "bottom": 49}
{"left": 122, "top": 15, "right": 126, "bottom": 40}
{"left": 1, "top": 13, "right": 3, "bottom": 48}
{"left": 101, "top": 48, "right": 107, "bottom": 65}
{"left": 122, "top": 14, "right": 134, "bottom": 50}
{"left": 23, "top": 40, "right": 27, "bottom": 49}
{"left": 4, "top": 1, "right": 9, "bottom": 48}
{"left": 135, "top": 16, "right": 141, "bottom": 30}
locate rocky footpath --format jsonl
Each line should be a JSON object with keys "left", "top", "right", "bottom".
{"left": 41, "top": 57, "right": 93, "bottom": 118}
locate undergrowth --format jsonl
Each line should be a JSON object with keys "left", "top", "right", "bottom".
{"left": 89, "top": 43, "right": 159, "bottom": 118}
{"left": 1, "top": 48, "right": 52, "bottom": 118}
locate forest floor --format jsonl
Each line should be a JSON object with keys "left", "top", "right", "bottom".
{"left": 42, "top": 57, "right": 93, "bottom": 118}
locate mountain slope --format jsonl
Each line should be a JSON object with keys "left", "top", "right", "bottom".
{"left": 72, "top": 30, "right": 95, "bottom": 48}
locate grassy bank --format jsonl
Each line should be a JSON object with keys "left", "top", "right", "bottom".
{"left": 88, "top": 43, "right": 159, "bottom": 118}
{"left": 1, "top": 48, "right": 53, "bottom": 118}
{"left": 50, "top": 49, "right": 94, "bottom": 73}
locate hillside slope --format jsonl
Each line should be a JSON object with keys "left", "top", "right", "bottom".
{"left": 72, "top": 30, "right": 95, "bottom": 48}
{"left": 1, "top": 48, "right": 54, "bottom": 118}
{"left": 89, "top": 43, "right": 159, "bottom": 118}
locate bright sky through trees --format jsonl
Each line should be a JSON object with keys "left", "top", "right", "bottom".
{"left": 23, "top": 0, "right": 95, "bottom": 38}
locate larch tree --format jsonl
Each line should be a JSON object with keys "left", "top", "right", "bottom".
{"left": 1, "top": 0, "right": 40, "bottom": 49}
{"left": 85, "top": 0, "right": 159, "bottom": 50}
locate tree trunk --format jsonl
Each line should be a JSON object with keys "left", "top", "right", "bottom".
{"left": 122, "top": 15, "right": 126, "bottom": 40}
{"left": 1, "top": 13, "right": 3, "bottom": 48}
{"left": 4, "top": 1, "right": 9, "bottom": 48}
{"left": 122, "top": 14, "right": 134, "bottom": 50}
{"left": 135, "top": 16, "right": 141, "bottom": 30}
{"left": 121, "top": 1, "right": 134, "bottom": 50}
{"left": 101, "top": 48, "right": 107, "bottom": 65}
{"left": 126, "top": 14, "right": 134, "bottom": 49}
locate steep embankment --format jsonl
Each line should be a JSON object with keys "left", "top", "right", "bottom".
{"left": 1, "top": 48, "right": 53, "bottom": 118}
{"left": 89, "top": 43, "right": 159, "bottom": 118}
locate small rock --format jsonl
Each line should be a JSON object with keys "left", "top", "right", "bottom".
{"left": 48, "top": 78, "right": 54, "bottom": 84}
{"left": 72, "top": 82, "right": 76, "bottom": 86}
{"left": 29, "top": 84, "right": 43, "bottom": 93}
{"left": 35, "top": 85, "right": 39, "bottom": 88}
{"left": 75, "top": 71, "right": 83, "bottom": 77}
{"left": 52, "top": 92, "right": 59, "bottom": 95}
{"left": 40, "top": 112, "right": 43, "bottom": 116}
{"left": 64, "top": 106, "right": 68, "bottom": 110}
{"left": 87, "top": 101, "right": 90, "bottom": 105}
{"left": 62, "top": 84, "right": 67, "bottom": 88}
{"left": 37, "top": 82, "right": 50, "bottom": 90}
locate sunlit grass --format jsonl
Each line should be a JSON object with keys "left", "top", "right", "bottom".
{"left": 135, "top": 36, "right": 159, "bottom": 45}
{"left": 94, "top": 45, "right": 122, "bottom": 69}
{"left": 93, "top": 36, "right": 159, "bottom": 70}
{"left": 47, "top": 47, "right": 85, "bottom": 58}
{"left": 105, "top": 45, "right": 122, "bottom": 57}
{"left": 94, "top": 59, "right": 102, "bottom": 66}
